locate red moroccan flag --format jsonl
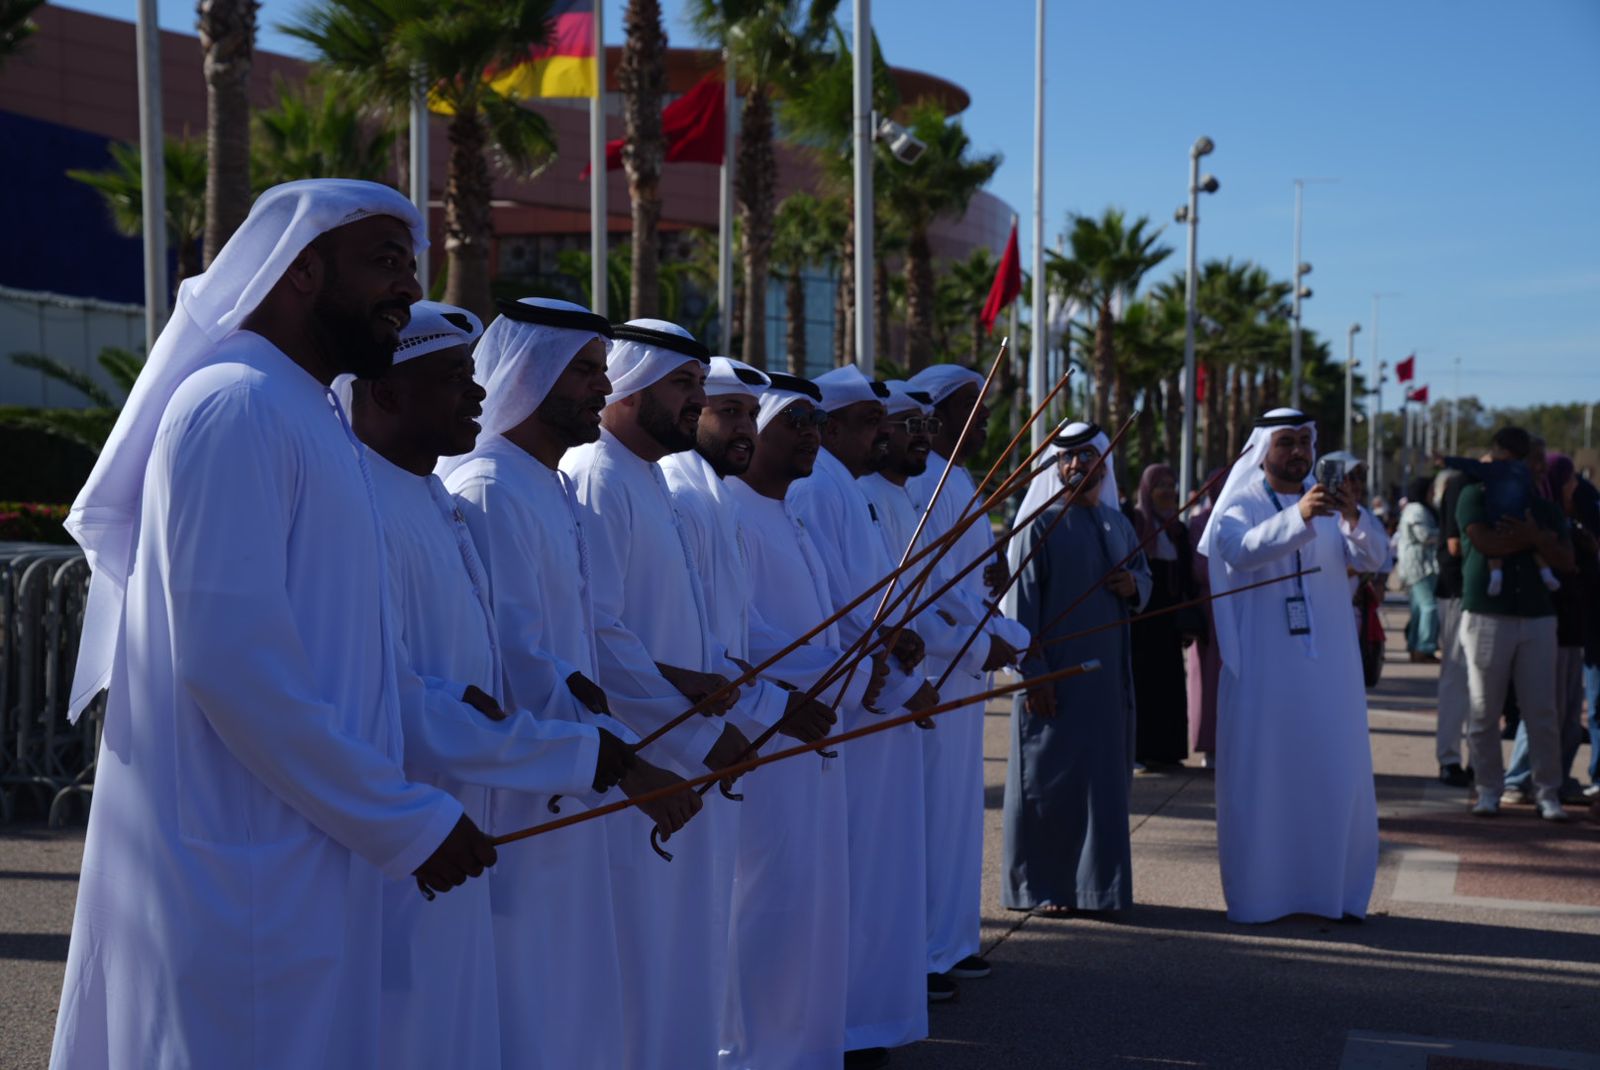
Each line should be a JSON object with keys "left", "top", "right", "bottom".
{"left": 1396, "top": 354, "right": 1416, "bottom": 382}
{"left": 583, "top": 72, "right": 727, "bottom": 178}
{"left": 1408, "top": 385, "right": 1429, "bottom": 404}
{"left": 980, "top": 220, "right": 1022, "bottom": 334}
{"left": 1196, "top": 364, "right": 1208, "bottom": 404}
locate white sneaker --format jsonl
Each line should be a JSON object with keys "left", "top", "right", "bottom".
{"left": 1537, "top": 799, "right": 1570, "bottom": 822}
{"left": 1471, "top": 792, "right": 1500, "bottom": 816}
{"left": 1499, "top": 787, "right": 1529, "bottom": 806}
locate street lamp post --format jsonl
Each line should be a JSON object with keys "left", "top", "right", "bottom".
{"left": 1344, "top": 322, "right": 1361, "bottom": 450}
{"left": 1176, "top": 136, "right": 1217, "bottom": 504}
{"left": 852, "top": 0, "right": 873, "bottom": 373}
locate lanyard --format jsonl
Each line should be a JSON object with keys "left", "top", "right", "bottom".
{"left": 1262, "top": 478, "right": 1307, "bottom": 596}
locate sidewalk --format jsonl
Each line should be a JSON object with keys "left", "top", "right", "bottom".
{"left": 3, "top": 600, "right": 1598, "bottom": 1068}
{"left": 906, "top": 599, "right": 1600, "bottom": 1069}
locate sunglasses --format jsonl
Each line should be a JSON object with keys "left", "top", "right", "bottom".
{"left": 1061, "top": 448, "right": 1103, "bottom": 465}
{"left": 780, "top": 407, "right": 830, "bottom": 429}
{"left": 888, "top": 416, "right": 942, "bottom": 435}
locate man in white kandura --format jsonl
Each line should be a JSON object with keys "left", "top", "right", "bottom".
{"left": 563, "top": 319, "right": 764, "bottom": 1068}
{"left": 790, "top": 364, "right": 941, "bottom": 1066}
{"left": 901, "top": 366, "right": 1033, "bottom": 988}
{"left": 53, "top": 181, "right": 492, "bottom": 1068}
{"left": 1198, "top": 408, "right": 1388, "bottom": 923}
{"left": 442, "top": 298, "right": 701, "bottom": 1069}
{"left": 661, "top": 359, "right": 848, "bottom": 1069}
{"left": 346, "top": 301, "right": 637, "bottom": 1069}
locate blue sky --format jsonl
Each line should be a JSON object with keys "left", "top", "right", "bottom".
{"left": 61, "top": 0, "right": 1600, "bottom": 408}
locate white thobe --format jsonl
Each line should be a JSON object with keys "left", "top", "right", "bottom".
{"left": 445, "top": 436, "right": 635, "bottom": 1070}
{"left": 53, "top": 333, "right": 462, "bottom": 1069}
{"left": 562, "top": 430, "right": 746, "bottom": 1069}
{"left": 1210, "top": 481, "right": 1387, "bottom": 923}
{"left": 370, "top": 453, "right": 603, "bottom": 1070}
{"left": 662, "top": 454, "right": 848, "bottom": 1069}
{"left": 787, "top": 450, "right": 930, "bottom": 1051}
{"left": 905, "top": 457, "right": 1030, "bottom": 973}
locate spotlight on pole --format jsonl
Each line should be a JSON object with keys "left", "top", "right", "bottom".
{"left": 1199, "top": 174, "right": 1219, "bottom": 194}
{"left": 1298, "top": 286, "right": 1313, "bottom": 299}
{"left": 874, "top": 115, "right": 927, "bottom": 165}
{"left": 1192, "top": 135, "right": 1215, "bottom": 157}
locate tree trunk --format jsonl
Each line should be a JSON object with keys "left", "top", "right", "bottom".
{"left": 833, "top": 268, "right": 848, "bottom": 368}
{"left": 785, "top": 270, "right": 807, "bottom": 376}
{"left": 1245, "top": 369, "right": 1261, "bottom": 447}
{"left": 903, "top": 226, "right": 936, "bottom": 373}
{"left": 619, "top": 0, "right": 664, "bottom": 319}
{"left": 1263, "top": 367, "right": 1280, "bottom": 411}
{"left": 1137, "top": 399, "right": 1156, "bottom": 474}
{"left": 1092, "top": 295, "right": 1113, "bottom": 428}
{"left": 1227, "top": 363, "right": 1244, "bottom": 458}
{"left": 442, "top": 108, "right": 495, "bottom": 324}
{"left": 736, "top": 86, "right": 774, "bottom": 368}
{"left": 1204, "top": 359, "right": 1224, "bottom": 470}
{"left": 1112, "top": 361, "right": 1129, "bottom": 441}
{"left": 1162, "top": 370, "right": 1181, "bottom": 465}
{"left": 198, "top": 0, "right": 257, "bottom": 266}
{"left": 874, "top": 255, "right": 890, "bottom": 371}
{"left": 837, "top": 208, "right": 854, "bottom": 366}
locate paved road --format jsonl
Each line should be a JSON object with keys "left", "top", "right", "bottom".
{"left": 3, "top": 601, "right": 1598, "bottom": 1068}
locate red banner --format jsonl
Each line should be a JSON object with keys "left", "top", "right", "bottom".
{"left": 1407, "top": 385, "right": 1429, "bottom": 404}
{"left": 583, "top": 71, "right": 727, "bottom": 178}
{"left": 980, "top": 220, "right": 1022, "bottom": 334}
{"left": 1396, "top": 354, "right": 1416, "bottom": 383}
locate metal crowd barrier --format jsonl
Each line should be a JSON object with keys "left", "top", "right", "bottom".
{"left": 0, "top": 541, "right": 100, "bottom": 825}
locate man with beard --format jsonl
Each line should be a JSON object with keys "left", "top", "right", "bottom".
{"left": 345, "top": 301, "right": 635, "bottom": 1069}
{"left": 1005, "top": 423, "right": 1149, "bottom": 917}
{"left": 52, "top": 181, "right": 492, "bottom": 1068}
{"left": 441, "top": 298, "right": 701, "bottom": 1069}
{"left": 662, "top": 360, "right": 851, "bottom": 1068}
{"left": 562, "top": 319, "right": 764, "bottom": 1068}
{"left": 902, "top": 365, "right": 1028, "bottom": 985}
{"left": 788, "top": 364, "right": 940, "bottom": 1065}
{"left": 1198, "top": 409, "right": 1388, "bottom": 922}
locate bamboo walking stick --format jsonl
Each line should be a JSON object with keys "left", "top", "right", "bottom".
{"left": 492, "top": 659, "right": 1104, "bottom": 851}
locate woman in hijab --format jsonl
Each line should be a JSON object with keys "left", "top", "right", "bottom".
{"left": 1186, "top": 467, "right": 1227, "bottom": 766}
{"left": 1128, "top": 463, "right": 1199, "bottom": 769}
{"left": 1397, "top": 475, "right": 1441, "bottom": 663}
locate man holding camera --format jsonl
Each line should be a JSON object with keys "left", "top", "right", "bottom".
{"left": 1197, "top": 409, "right": 1390, "bottom": 923}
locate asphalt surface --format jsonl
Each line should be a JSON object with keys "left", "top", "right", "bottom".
{"left": 3, "top": 601, "right": 1597, "bottom": 1068}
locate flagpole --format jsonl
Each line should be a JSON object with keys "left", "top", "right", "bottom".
{"left": 852, "top": 0, "right": 873, "bottom": 374}
{"left": 718, "top": 48, "right": 736, "bottom": 355}
{"left": 1028, "top": 0, "right": 1047, "bottom": 450}
{"left": 590, "top": 3, "right": 607, "bottom": 318}
{"left": 408, "top": 67, "right": 430, "bottom": 293}
{"left": 135, "top": 0, "right": 167, "bottom": 350}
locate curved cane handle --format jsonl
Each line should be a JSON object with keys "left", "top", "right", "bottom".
{"left": 649, "top": 827, "right": 674, "bottom": 862}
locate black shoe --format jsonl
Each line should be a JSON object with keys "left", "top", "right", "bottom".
{"left": 947, "top": 954, "right": 992, "bottom": 980}
{"left": 927, "top": 972, "right": 958, "bottom": 1003}
{"left": 845, "top": 1047, "right": 891, "bottom": 1069}
{"left": 1439, "top": 763, "right": 1472, "bottom": 788}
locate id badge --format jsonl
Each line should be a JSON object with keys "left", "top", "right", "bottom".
{"left": 1285, "top": 595, "right": 1311, "bottom": 636}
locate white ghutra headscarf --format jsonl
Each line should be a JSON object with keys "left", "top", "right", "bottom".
{"left": 65, "top": 179, "right": 428, "bottom": 719}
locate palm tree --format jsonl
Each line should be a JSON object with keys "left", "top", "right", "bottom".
{"left": 0, "top": 348, "right": 145, "bottom": 453}
{"left": 770, "top": 192, "right": 841, "bottom": 375}
{"left": 252, "top": 76, "right": 399, "bottom": 188}
{"left": 690, "top": 0, "right": 840, "bottom": 369}
{"left": 198, "top": 0, "right": 259, "bottom": 265}
{"left": 1052, "top": 209, "right": 1172, "bottom": 431}
{"left": 284, "top": 0, "right": 561, "bottom": 323}
{"left": 779, "top": 22, "right": 894, "bottom": 365}
{"left": 68, "top": 139, "right": 208, "bottom": 287}
{"left": 876, "top": 102, "right": 999, "bottom": 373}
{"left": 0, "top": 0, "right": 45, "bottom": 69}
{"left": 940, "top": 246, "right": 997, "bottom": 364}
{"left": 619, "top": 0, "right": 667, "bottom": 318}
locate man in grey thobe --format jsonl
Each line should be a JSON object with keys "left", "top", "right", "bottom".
{"left": 1004, "top": 422, "right": 1150, "bottom": 914}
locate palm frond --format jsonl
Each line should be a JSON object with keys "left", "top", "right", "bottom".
{"left": 9, "top": 353, "right": 117, "bottom": 407}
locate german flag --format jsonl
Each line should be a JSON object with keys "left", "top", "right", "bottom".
{"left": 489, "top": 0, "right": 598, "bottom": 100}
